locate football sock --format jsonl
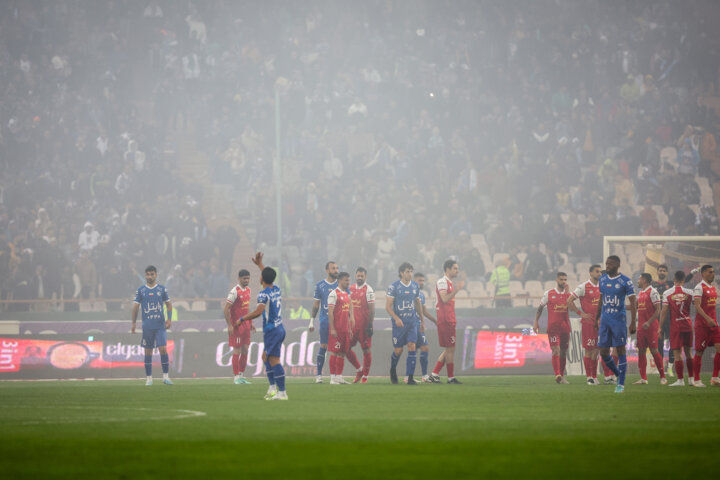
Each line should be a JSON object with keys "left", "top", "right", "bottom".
{"left": 686, "top": 354, "right": 694, "bottom": 378}
{"left": 653, "top": 352, "right": 665, "bottom": 377}
{"left": 433, "top": 360, "right": 445, "bottom": 375}
{"left": 239, "top": 353, "right": 248, "bottom": 373}
{"left": 552, "top": 355, "right": 559, "bottom": 376}
{"left": 693, "top": 354, "right": 702, "bottom": 381}
{"left": 638, "top": 353, "right": 647, "bottom": 380}
{"left": 316, "top": 347, "right": 327, "bottom": 376}
{"left": 160, "top": 353, "right": 169, "bottom": 374}
{"left": 601, "top": 354, "right": 620, "bottom": 377}
{"left": 675, "top": 359, "right": 684, "bottom": 379}
{"left": 329, "top": 355, "right": 337, "bottom": 375}
{"left": 617, "top": 354, "right": 627, "bottom": 386}
{"left": 346, "top": 349, "right": 361, "bottom": 370}
{"left": 559, "top": 355, "right": 566, "bottom": 376}
{"left": 420, "top": 351, "right": 429, "bottom": 376}
{"left": 272, "top": 363, "right": 286, "bottom": 391}
{"left": 362, "top": 351, "right": 372, "bottom": 376}
{"left": 265, "top": 361, "right": 275, "bottom": 386}
{"left": 336, "top": 356, "right": 345, "bottom": 376}
{"left": 406, "top": 351, "right": 417, "bottom": 377}
{"left": 390, "top": 351, "right": 400, "bottom": 370}
{"left": 601, "top": 357, "right": 612, "bottom": 377}
{"left": 713, "top": 353, "right": 720, "bottom": 378}
{"left": 144, "top": 354, "right": 152, "bottom": 376}
{"left": 232, "top": 354, "right": 240, "bottom": 376}
{"left": 447, "top": 362, "right": 454, "bottom": 379}
{"left": 583, "top": 357, "right": 593, "bottom": 377}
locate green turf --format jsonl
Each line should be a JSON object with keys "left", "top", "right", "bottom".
{"left": 1, "top": 375, "right": 719, "bottom": 479}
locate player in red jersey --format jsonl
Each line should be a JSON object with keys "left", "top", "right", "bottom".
{"left": 633, "top": 273, "right": 667, "bottom": 385}
{"left": 692, "top": 265, "right": 720, "bottom": 387}
{"left": 348, "top": 267, "right": 375, "bottom": 383}
{"left": 224, "top": 269, "right": 255, "bottom": 384}
{"left": 568, "top": 264, "right": 602, "bottom": 385}
{"left": 534, "top": 272, "right": 571, "bottom": 384}
{"left": 659, "top": 270, "right": 696, "bottom": 386}
{"left": 430, "top": 259, "right": 465, "bottom": 384}
{"left": 327, "top": 272, "right": 354, "bottom": 385}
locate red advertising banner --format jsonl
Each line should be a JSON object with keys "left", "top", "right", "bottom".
{"left": 474, "top": 332, "right": 552, "bottom": 370}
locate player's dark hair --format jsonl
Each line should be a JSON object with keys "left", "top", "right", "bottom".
{"left": 674, "top": 270, "right": 686, "bottom": 282}
{"left": 557, "top": 272, "right": 567, "bottom": 278}
{"left": 356, "top": 266, "right": 367, "bottom": 274}
{"left": 414, "top": 272, "right": 425, "bottom": 279}
{"left": 261, "top": 267, "right": 277, "bottom": 284}
{"left": 590, "top": 264, "right": 601, "bottom": 272}
{"left": 640, "top": 273, "right": 653, "bottom": 284}
{"left": 398, "top": 262, "right": 413, "bottom": 276}
{"left": 145, "top": 265, "right": 157, "bottom": 273}
{"left": 443, "top": 259, "right": 457, "bottom": 272}
{"left": 325, "top": 261, "right": 336, "bottom": 270}
{"left": 701, "top": 264, "right": 713, "bottom": 273}
{"left": 607, "top": 255, "right": 621, "bottom": 264}
{"left": 658, "top": 264, "right": 668, "bottom": 271}
{"left": 238, "top": 269, "right": 250, "bottom": 277}
{"left": 338, "top": 272, "right": 350, "bottom": 281}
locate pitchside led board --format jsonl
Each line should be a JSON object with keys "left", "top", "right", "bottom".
{"left": 1, "top": 317, "right": 682, "bottom": 380}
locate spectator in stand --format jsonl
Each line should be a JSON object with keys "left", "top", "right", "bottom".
{"left": 78, "top": 222, "right": 100, "bottom": 253}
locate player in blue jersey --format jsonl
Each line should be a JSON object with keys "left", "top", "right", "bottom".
{"left": 308, "top": 261, "right": 339, "bottom": 383}
{"left": 386, "top": 262, "right": 424, "bottom": 385}
{"left": 413, "top": 272, "right": 439, "bottom": 383}
{"left": 235, "top": 252, "right": 288, "bottom": 400}
{"left": 594, "top": 255, "right": 637, "bottom": 393}
{"left": 131, "top": 265, "right": 173, "bottom": 386}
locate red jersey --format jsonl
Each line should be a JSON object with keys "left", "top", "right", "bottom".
{"left": 637, "top": 286, "right": 661, "bottom": 328}
{"left": 350, "top": 283, "right": 375, "bottom": 331}
{"left": 693, "top": 280, "right": 718, "bottom": 326}
{"left": 226, "top": 285, "right": 251, "bottom": 324}
{"left": 662, "top": 285, "right": 693, "bottom": 332}
{"left": 328, "top": 287, "right": 351, "bottom": 332}
{"left": 571, "top": 280, "right": 600, "bottom": 319}
{"left": 540, "top": 288, "right": 571, "bottom": 333}
{"left": 435, "top": 276, "right": 456, "bottom": 324}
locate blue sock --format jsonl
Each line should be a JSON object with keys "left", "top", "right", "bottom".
{"left": 420, "top": 351, "right": 429, "bottom": 376}
{"left": 390, "top": 352, "right": 400, "bottom": 370}
{"left": 272, "top": 363, "right": 286, "bottom": 392}
{"left": 601, "top": 354, "right": 620, "bottom": 377}
{"left": 316, "top": 347, "right": 327, "bottom": 376}
{"left": 617, "top": 354, "right": 627, "bottom": 386}
{"left": 265, "top": 361, "right": 275, "bottom": 386}
{"left": 144, "top": 354, "right": 152, "bottom": 376}
{"left": 160, "top": 353, "right": 169, "bottom": 374}
{"left": 406, "top": 350, "right": 417, "bottom": 377}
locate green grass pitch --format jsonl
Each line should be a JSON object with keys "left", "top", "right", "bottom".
{"left": 1, "top": 375, "right": 719, "bottom": 479}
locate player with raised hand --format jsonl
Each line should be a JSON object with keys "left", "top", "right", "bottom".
{"left": 327, "top": 272, "right": 354, "bottom": 384}
{"left": 237, "top": 252, "right": 288, "bottom": 400}
{"left": 595, "top": 255, "right": 637, "bottom": 394}
{"left": 430, "top": 260, "right": 464, "bottom": 384}
{"left": 348, "top": 267, "right": 375, "bottom": 383}
{"left": 308, "top": 261, "right": 339, "bottom": 384}
{"left": 691, "top": 265, "right": 720, "bottom": 387}
{"left": 131, "top": 265, "right": 173, "bottom": 386}
{"left": 534, "top": 272, "right": 571, "bottom": 384}
{"left": 386, "top": 262, "right": 423, "bottom": 385}
{"left": 660, "top": 270, "right": 696, "bottom": 386}
{"left": 567, "top": 264, "right": 602, "bottom": 385}
{"left": 413, "top": 272, "right": 439, "bottom": 383}
{"left": 224, "top": 269, "right": 256, "bottom": 384}
{"left": 633, "top": 273, "right": 666, "bottom": 385}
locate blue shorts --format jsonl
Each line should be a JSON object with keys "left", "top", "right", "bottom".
{"left": 415, "top": 322, "right": 428, "bottom": 347}
{"left": 392, "top": 320, "right": 418, "bottom": 348}
{"left": 264, "top": 325, "right": 286, "bottom": 358}
{"left": 141, "top": 328, "right": 167, "bottom": 349}
{"left": 598, "top": 320, "right": 627, "bottom": 348}
{"left": 319, "top": 321, "right": 329, "bottom": 345}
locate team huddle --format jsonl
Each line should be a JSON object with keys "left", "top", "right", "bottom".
{"left": 535, "top": 256, "right": 720, "bottom": 392}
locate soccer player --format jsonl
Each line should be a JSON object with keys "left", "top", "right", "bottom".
{"left": 224, "top": 269, "right": 256, "bottom": 384}
{"left": 652, "top": 264, "right": 674, "bottom": 374}
{"left": 633, "top": 273, "right": 667, "bottom": 385}
{"left": 534, "top": 272, "right": 571, "bottom": 384}
{"left": 348, "top": 267, "right": 375, "bottom": 383}
{"left": 691, "top": 265, "right": 720, "bottom": 387}
{"left": 386, "top": 262, "right": 423, "bottom": 385}
{"left": 131, "top": 265, "right": 173, "bottom": 386}
{"left": 430, "top": 260, "right": 465, "bottom": 384}
{"left": 567, "top": 264, "right": 602, "bottom": 385}
{"left": 236, "top": 252, "right": 288, "bottom": 400}
{"left": 595, "top": 255, "right": 637, "bottom": 394}
{"left": 413, "top": 272, "right": 439, "bottom": 383}
{"left": 308, "top": 261, "right": 339, "bottom": 383}
{"left": 327, "top": 272, "right": 354, "bottom": 384}
{"left": 659, "top": 270, "right": 695, "bottom": 386}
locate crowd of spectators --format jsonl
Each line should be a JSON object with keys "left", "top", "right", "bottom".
{"left": 2, "top": 1, "right": 720, "bottom": 309}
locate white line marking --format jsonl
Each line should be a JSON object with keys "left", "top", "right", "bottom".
{"left": 1, "top": 406, "right": 206, "bottom": 426}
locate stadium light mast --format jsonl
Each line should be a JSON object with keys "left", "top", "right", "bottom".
{"left": 274, "top": 84, "right": 283, "bottom": 268}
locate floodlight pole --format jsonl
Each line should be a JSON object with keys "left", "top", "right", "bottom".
{"left": 274, "top": 85, "right": 283, "bottom": 267}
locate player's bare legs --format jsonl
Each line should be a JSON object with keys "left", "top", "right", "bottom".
{"left": 670, "top": 346, "right": 695, "bottom": 386}
{"left": 431, "top": 350, "right": 447, "bottom": 381}
{"left": 233, "top": 345, "right": 251, "bottom": 384}
{"left": 330, "top": 351, "right": 349, "bottom": 384}
{"left": 583, "top": 348, "right": 599, "bottom": 384}
{"left": 144, "top": 345, "right": 172, "bottom": 385}
{"left": 551, "top": 345, "right": 569, "bottom": 384}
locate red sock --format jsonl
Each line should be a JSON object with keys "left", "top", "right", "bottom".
{"left": 601, "top": 357, "right": 612, "bottom": 377}
{"left": 693, "top": 354, "right": 703, "bottom": 381}
{"left": 346, "top": 349, "right": 361, "bottom": 370}
{"left": 329, "top": 355, "right": 336, "bottom": 375}
{"left": 713, "top": 353, "right": 720, "bottom": 377}
{"left": 239, "top": 353, "right": 248, "bottom": 373}
{"left": 686, "top": 354, "right": 694, "bottom": 378}
{"left": 559, "top": 355, "right": 566, "bottom": 376}
{"left": 583, "top": 357, "right": 593, "bottom": 377}
{"left": 336, "top": 356, "right": 345, "bottom": 375}
{"left": 447, "top": 363, "right": 454, "bottom": 378}
{"left": 675, "top": 359, "right": 684, "bottom": 379}
{"left": 362, "top": 351, "right": 372, "bottom": 376}
{"left": 433, "top": 360, "right": 445, "bottom": 375}
{"left": 232, "top": 354, "right": 240, "bottom": 376}
{"left": 652, "top": 352, "right": 665, "bottom": 378}
{"left": 552, "top": 355, "right": 560, "bottom": 376}
{"left": 638, "top": 353, "right": 647, "bottom": 380}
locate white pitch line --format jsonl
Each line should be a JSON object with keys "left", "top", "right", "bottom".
{"left": 1, "top": 406, "right": 206, "bottom": 426}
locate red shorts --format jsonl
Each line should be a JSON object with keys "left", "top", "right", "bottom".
{"left": 438, "top": 322, "right": 456, "bottom": 348}
{"left": 228, "top": 323, "right": 251, "bottom": 348}
{"left": 581, "top": 322, "right": 598, "bottom": 350}
{"left": 669, "top": 329, "right": 693, "bottom": 350}
{"left": 636, "top": 326, "right": 659, "bottom": 350}
{"left": 548, "top": 330, "right": 570, "bottom": 349}
{"left": 328, "top": 330, "right": 349, "bottom": 354}
{"left": 694, "top": 325, "right": 720, "bottom": 351}
{"left": 349, "top": 329, "right": 372, "bottom": 350}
